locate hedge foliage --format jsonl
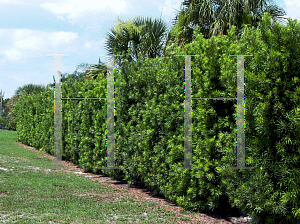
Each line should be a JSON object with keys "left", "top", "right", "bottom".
{"left": 14, "top": 13, "right": 300, "bottom": 223}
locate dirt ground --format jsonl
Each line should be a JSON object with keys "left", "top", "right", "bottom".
{"left": 16, "top": 142, "right": 252, "bottom": 224}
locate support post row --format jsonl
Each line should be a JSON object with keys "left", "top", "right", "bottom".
{"left": 173, "top": 54, "right": 253, "bottom": 171}
{"left": 48, "top": 54, "right": 124, "bottom": 170}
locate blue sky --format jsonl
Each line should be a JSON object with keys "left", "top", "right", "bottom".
{"left": 0, "top": 0, "right": 298, "bottom": 99}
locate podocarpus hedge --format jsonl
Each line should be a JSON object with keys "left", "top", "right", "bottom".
{"left": 14, "top": 13, "right": 300, "bottom": 223}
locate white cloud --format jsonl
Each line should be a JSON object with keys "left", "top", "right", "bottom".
{"left": 35, "top": 0, "right": 181, "bottom": 32}
{"left": 284, "top": 0, "right": 300, "bottom": 22}
{"left": 40, "top": 0, "right": 130, "bottom": 27}
{"left": 14, "top": 30, "right": 46, "bottom": 51}
{"left": 84, "top": 41, "right": 95, "bottom": 49}
{"left": 57, "top": 15, "right": 65, "bottom": 20}
{"left": 49, "top": 31, "right": 78, "bottom": 46}
{"left": 0, "top": 29, "right": 78, "bottom": 62}
{"left": 84, "top": 39, "right": 106, "bottom": 50}
{"left": 3, "top": 49, "right": 23, "bottom": 62}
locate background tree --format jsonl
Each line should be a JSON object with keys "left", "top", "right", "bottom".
{"left": 166, "top": 0, "right": 287, "bottom": 48}
{"left": 0, "top": 89, "right": 4, "bottom": 118}
{"left": 1, "top": 98, "right": 9, "bottom": 118}
{"left": 4, "top": 84, "right": 48, "bottom": 130}
{"left": 104, "top": 16, "right": 170, "bottom": 69}
{"left": 0, "top": 90, "right": 7, "bottom": 129}
{"left": 5, "top": 96, "right": 19, "bottom": 130}
{"left": 13, "top": 83, "right": 47, "bottom": 98}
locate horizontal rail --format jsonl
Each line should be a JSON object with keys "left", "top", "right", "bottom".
{"left": 61, "top": 97, "right": 106, "bottom": 100}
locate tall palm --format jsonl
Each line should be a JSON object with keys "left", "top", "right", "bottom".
{"left": 83, "top": 57, "right": 109, "bottom": 80}
{"left": 74, "top": 62, "right": 91, "bottom": 77}
{"left": 104, "top": 16, "right": 170, "bottom": 68}
{"left": 167, "top": 0, "right": 287, "bottom": 46}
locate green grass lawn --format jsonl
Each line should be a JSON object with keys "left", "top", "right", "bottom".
{"left": 0, "top": 129, "right": 193, "bottom": 224}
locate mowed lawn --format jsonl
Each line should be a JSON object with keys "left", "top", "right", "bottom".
{"left": 0, "top": 129, "right": 196, "bottom": 224}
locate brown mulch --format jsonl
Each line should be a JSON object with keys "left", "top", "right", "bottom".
{"left": 16, "top": 142, "right": 252, "bottom": 224}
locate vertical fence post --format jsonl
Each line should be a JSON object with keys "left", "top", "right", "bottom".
{"left": 96, "top": 54, "right": 123, "bottom": 170}
{"left": 229, "top": 55, "right": 253, "bottom": 170}
{"left": 184, "top": 55, "right": 192, "bottom": 169}
{"left": 47, "top": 54, "right": 70, "bottom": 170}
{"left": 175, "top": 55, "right": 200, "bottom": 170}
{"left": 106, "top": 55, "right": 115, "bottom": 169}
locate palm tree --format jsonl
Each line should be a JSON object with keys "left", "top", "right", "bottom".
{"left": 167, "top": 0, "right": 287, "bottom": 47}
{"left": 83, "top": 57, "right": 109, "bottom": 80}
{"left": 104, "top": 16, "right": 170, "bottom": 68}
{"left": 74, "top": 62, "right": 91, "bottom": 77}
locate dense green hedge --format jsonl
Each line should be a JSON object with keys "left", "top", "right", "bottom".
{"left": 14, "top": 13, "right": 300, "bottom": 223}
{"left": 222, "top": 15, "right": 300, "bottom": 223}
